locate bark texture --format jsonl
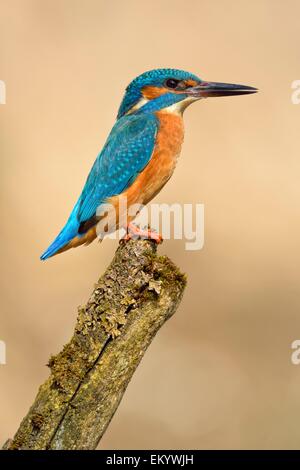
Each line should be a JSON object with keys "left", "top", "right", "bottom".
{"left": 6, "top": 238, "right": 186, "bottom": 450}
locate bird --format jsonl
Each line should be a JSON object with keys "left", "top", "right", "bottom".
{"left": 40, "top": 68, "right": 257, "bottom": 260}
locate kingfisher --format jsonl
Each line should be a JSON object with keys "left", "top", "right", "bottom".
{"left": 40, "top": 68, "right": 257, "bottom": 260}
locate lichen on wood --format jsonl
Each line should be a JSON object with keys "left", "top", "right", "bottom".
{"left": 5, "top": 238, "right": 186, "bottom": 450}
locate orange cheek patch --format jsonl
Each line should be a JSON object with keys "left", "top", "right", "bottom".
{"left": 142, "top": 86, "right": 168, "bottom": 100}
{"left": 185, "top": 79, "right": 198, "bottom": 87}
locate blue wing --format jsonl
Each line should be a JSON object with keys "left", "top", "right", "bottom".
{"left": 40, "top": 113, "right": 158, "bottom": 260}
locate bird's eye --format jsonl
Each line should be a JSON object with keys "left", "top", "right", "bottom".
{"left": 165, "top": 78, "right": 180, "bottom": 89}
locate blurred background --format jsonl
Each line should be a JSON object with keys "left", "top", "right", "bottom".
{"left": 1, "top": 0, "right": 300, "bottom": 450}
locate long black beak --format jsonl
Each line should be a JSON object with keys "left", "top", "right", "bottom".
{"left": 187, "top": 81, "right": 258, "bottom": 98}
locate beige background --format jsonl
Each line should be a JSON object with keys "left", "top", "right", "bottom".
{"left": 1, "top": 0, "right": 300, "bottom": 450}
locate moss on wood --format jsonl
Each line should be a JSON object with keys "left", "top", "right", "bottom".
{"left": 5, "top": 238, "right": 186, "bottom": 450}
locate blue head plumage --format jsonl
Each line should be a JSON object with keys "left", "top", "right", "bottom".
{"left": 117, "top": 68, "right": 201, "bottom": 118}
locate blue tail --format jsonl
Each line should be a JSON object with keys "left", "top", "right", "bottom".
{"left": 40, "top": 214, "right": 79, "bottom": 261}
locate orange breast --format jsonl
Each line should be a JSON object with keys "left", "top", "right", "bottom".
{"left": 110, "top": 111, "right": 184, "bottom": 219}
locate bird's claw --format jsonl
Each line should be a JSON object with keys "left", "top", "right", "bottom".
{"left": 122, "top": 223, "right": 163, "bottom": 244}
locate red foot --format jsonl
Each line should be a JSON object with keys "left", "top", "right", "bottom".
{"left": 123, "top": 223, "right": 163, "bottom": 244}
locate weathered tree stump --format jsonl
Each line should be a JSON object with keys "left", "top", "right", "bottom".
{"left": 5, "top": 238, "right": 186, "bottom": 450}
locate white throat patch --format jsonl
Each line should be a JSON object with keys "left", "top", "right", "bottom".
{"left": 163, "top": 96, "right": 199, "bottom": 115}
{"left": 125, "top": 95, "right": 199, "bottom": 116}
